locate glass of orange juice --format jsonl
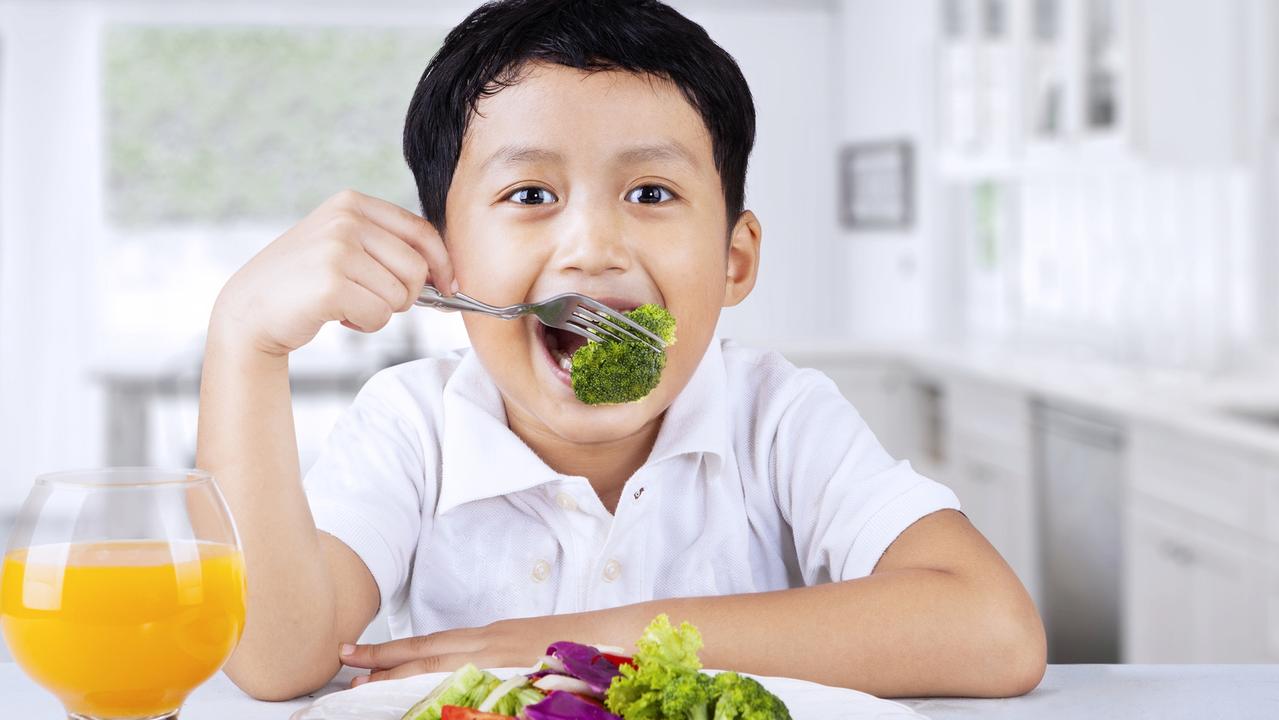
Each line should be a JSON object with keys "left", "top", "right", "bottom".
{"left": 1, "top": 468, "right": 246, "bottom": 720}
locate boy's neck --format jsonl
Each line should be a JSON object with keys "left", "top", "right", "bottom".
{"left": 504, "top": 406, "right": 664, "bottom": 515}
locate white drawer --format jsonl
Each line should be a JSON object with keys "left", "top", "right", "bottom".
{"left": 950, "top": 428, "right": 1032, "bottom": 477}
{"left": 945, "top": 377, "right": 1031, "bottom": 453}
{"left": 1129, "top": 424, "right": 1268, "bottom": 538}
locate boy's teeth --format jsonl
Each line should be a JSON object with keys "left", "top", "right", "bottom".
{"left": 558, "top": 354, "right": 573, "bottom": 372}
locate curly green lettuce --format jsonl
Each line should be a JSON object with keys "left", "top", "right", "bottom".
{"left": 605, "top": 614, "right": 703, "bottom": 718}
{"left": 571, "top": 304, "right": 677, "bottom": 405}
{"left": 605, "top": 615, "right": 790, "bottom": 720}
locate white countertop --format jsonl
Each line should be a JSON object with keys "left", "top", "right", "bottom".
{"left": 4, "top": 662, "right": 1277, "bottom": 719}
{"left": 777, "top": 339, "right": 1279, "bottom": 459}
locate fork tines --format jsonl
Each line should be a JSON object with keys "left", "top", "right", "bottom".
{"left": 574, "top": 299, "right": 666, "bottom": 352}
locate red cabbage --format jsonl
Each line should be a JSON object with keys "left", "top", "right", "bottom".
{"left": 521, "top": 691, "right": 622, "bottom": 720}
{"left": 544, "top": 642, "right": 621, "bottom": 696}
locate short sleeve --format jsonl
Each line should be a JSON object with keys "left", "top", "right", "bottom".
{"left": 769, "top": 369, "right": 960, "bottom": 583}
{"left": 304, "top": 370, "right": 434, "bottom": 613}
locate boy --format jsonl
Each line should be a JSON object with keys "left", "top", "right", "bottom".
{"left": 197, "top": 0, "right": 1045, "bottom": 703}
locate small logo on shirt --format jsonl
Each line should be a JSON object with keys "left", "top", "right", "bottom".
{"left": 633, "top": 487, "right": 645, "bottom": 500}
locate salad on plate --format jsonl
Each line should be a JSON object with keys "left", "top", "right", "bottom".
{"left": 399, "top": 614, "right": 789, "bottom": 720}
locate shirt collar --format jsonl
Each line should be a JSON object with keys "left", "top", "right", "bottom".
{"left": 645, "top": 337, "right": 730, "bottom": 474}
{"left": 436, "top": 338, "right": 730, "bottom": 516}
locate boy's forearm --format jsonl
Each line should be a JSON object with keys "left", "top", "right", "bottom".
{"left": 196, "top": 316, "right": 341, "bottom": 699}
{"left": 590, "top": 568, "right": 1043, "bottom": 698}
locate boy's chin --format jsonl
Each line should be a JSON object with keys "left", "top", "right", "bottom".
{"left": 543, "top": 396, "right": 666, "bottom": 443}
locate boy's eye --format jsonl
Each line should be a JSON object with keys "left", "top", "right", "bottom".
{"left": 506, "top": 187, "right": 558, "bottom": 205}
{"left": 625, "top": 185, "right": 675, "bottom": 204}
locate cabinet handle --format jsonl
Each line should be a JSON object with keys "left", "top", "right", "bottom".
{"left": 1159, "top": 540, "right": 1196, "bottom": 566}
{"left": 969, "top": 461, "right": 995, "bottom": 485}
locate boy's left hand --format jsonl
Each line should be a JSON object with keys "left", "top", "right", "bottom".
{"left": 338, "top": 615, "right": 588, "bottom": 688}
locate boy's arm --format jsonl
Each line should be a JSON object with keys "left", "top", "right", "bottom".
{"left": 197, "top": 190, "right": 452, "bottom": 700}
{"left": 341, "top": 509, "right": 1047, "bottom": 698}
{"left": 196, "top": 335, "right": 381, "bottom": 700}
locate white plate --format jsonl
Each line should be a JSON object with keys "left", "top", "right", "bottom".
{"left": 290, "top": 667, "right": 928, "bottom": 720}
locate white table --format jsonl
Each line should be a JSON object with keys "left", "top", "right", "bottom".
{"left": 3, "top": 663, "right": 1277, "bottom": 718}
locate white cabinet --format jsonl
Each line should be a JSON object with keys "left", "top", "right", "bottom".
{"left": 1129, "top": 0, "right": 1254, "bottom": 166}
{"left": 1268, "top": 558, "right": 1279, "bottom": 661}
{"left": 1124, "top": 498, "right": 1270, "bottom": 662}
{"left": 1123, "top": 422, "right": 1277, "bottom": 662}
{"left": 938, "top": 0, "right": 1259, "bottom": 167}
{"left": 939, "top": 377, "right": 1040, "bottom": 602}
{"left": 948, "top": 436, "right": 1034, "bottom": 577}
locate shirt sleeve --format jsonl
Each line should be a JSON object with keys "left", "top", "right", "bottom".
{"left": 303, "top": 369, "right": 433, "bottom": 613}
{"left": 769, "top": 368, "right": 960, "bottom": 583}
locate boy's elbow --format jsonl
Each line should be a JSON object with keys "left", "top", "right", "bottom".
{"left": 984, "top": 596, "right": 1047, "bottom": 697}
{"left": 225, "top": 651, "right": 337, "bottom": 702}
{"left": 1000, "top": 632, "right": 1047, "bottom": 697}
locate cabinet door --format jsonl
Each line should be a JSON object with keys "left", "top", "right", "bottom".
{"left": 943, "top": 378, "right": 1037, "bottom": 600}
{"left": 1268, "top": 564, "right": 1279, "bottom": 662}
{"left": 1124, "top": 504, "right": 1197, "bottom": 662}
{"left": 950, "top": 449, "right": 1037, "bottom": 588}
{"left": 1124, "top": 500, "right": 1268, "bottom": 662}
{"left": 1187, "top": 522, "right": 1268, "bottom": 662}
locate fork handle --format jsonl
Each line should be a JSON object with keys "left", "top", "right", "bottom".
{"left": 415, "top": 284, "right": 484, "bottom": 313}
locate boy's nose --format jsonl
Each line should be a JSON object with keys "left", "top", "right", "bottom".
{"left": 554, "top": 207, "right": 631, "bottom": 276}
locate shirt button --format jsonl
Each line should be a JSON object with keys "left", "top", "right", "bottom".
{"left": 602, "top": 559, "right": 622, "bottom": 582}
{"left": 531, "top": 559, "right": 552, "bottom": 583}
{"left": 555, "top": 492, "right": 578, "bottom": 512}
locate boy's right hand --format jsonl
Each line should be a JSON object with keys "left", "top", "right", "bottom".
{"left": 212, "top": 189, "right": 454, "bottom": 357}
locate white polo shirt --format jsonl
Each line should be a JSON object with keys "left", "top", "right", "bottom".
{"left": 304, "top": 339, "right": 959, "bottom": 640}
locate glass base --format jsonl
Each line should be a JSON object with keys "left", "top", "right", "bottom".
{"left": 69, "top": 712, "right": 178, "bottom": 720}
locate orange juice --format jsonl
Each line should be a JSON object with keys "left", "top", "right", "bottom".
{"left": 1, "top": 540, "right": 246, "bottom": 718}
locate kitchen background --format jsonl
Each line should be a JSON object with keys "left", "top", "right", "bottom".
{"left": 1, "top": 0, "right": 1277, "bottom": 665}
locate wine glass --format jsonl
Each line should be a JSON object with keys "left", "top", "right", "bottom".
{"left": 0, "top": 468, "right": 246, "bottom": 720}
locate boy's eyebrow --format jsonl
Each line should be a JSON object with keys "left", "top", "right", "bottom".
{"left": 479, "top": 141, "right": 700, "bottom": 173}
{"left": 613, "top": 141, "right": 700, "bottom": 169}
{"left": 480, "top": 145, "right": 564, "bottom": 172}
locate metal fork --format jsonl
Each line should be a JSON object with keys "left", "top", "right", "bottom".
{"left": 415, "top": 285, "right": 667, "bottom": 354}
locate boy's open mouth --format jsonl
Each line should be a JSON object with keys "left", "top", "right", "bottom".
{"left": 539, "top": 324, "right": 589, "bottom": 374}
{"left": 533, "top": 298, "right": 643, "bottom": 387}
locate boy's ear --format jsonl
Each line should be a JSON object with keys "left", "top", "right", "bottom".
{"left": 723, "top": 210, "right": 761, "bottom": 308}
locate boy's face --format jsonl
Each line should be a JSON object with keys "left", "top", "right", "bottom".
{"left": 444, "top": 62, "right": 758, "bottom": 444}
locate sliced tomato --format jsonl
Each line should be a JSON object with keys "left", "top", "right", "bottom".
{"left": 440, "top": 706, "right": 516, "bottom": 720}
{"left": 600, "top": 652, "right": 636, "bottom": 669}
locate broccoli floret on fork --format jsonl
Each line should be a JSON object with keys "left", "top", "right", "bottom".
{"left": 570, "top": 304, "right": 677, "bottom": 405}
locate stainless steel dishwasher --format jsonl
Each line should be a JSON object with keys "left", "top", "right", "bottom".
{"left": 1035, "top": 403, "right": 1126, "bottom": 663}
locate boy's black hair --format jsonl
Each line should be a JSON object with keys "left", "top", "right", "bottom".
{"left": 403, "top": 0, "right": 756, "bottom": 234}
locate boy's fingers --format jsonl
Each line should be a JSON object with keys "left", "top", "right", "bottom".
{"left": 337, "top": 282, "right": 394, "bottom": 334}
{"left": 352, "top": 656, "right": 459, "bottom": 687}
{"left": 339, "top": 635, "right": 431, "bottom": 669}
{"left": 341, "top": 632, "right": 478, "bottom": 670}
{"left": 345, "top": 191, "right": 455, "bottom": 295}
{"left": 358, "top": 224, "right": 430, "bottom": 311}
{"left": 343, "top": 251, "right": 412, "bottom": 312}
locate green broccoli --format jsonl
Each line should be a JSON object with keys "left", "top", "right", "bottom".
{"left": 709, "top": 672, "right": 792, "bottom": 720}
{"left": 660, "top": 671, "right": 715, "bottom": 720}
{"left": 571, "top": 303, "right": 677, "bottom": 405}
